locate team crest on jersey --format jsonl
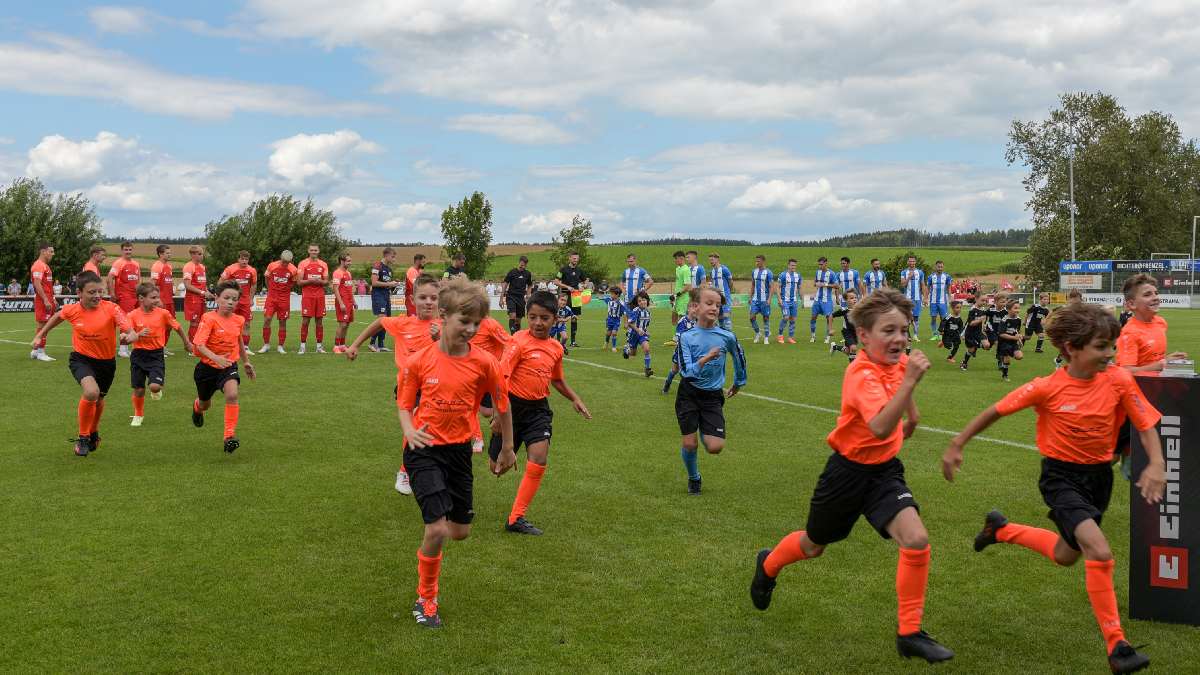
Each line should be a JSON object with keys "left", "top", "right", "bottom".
{"left": 1058, "top": 404, "right": 1078, "bottom": 412}
{"left": 426, "top": 377, "right": 439, "bottom": 384}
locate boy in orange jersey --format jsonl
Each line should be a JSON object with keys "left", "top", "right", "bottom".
{"left": 31, "top": 271, "right": 139, "bottom": 456}
{"left": 297, "top": 244, "right": 330, "bottom": 354}
{"left": 181, "top": 246, "right": 213, "bottom": 346}
{"left": 468, "top": 308, "right": 510, "bottom": 448}
{"left": 331, "top": 253, "right": 355, "bottom": 353}
{"left": 260, "top": 250, "right": 298, "bottom": 354}
{"left": 82, "top": 245, "right": 106, "bottom": 276}
{"left": 191, "top": 281, "right": 256, "bottom": 453}
{"left": 107, "top": 242, "right": 142, "bottom": 358}
{"left": 148, "top": 244, "right": 176, "bottom": 352}
{"left": 488, "top": 291, "right": 590, "bottom": 536}
{"left": 218, "top": 250, "right": 257, "bottom": 349}
{"left": 128, "top": 282, "right": 193, "bottom": 427}
{"left": 750, "top": 287, "right": 953, "bottom": 664}
{"left": 1117, "top": 273, "right": 1187, "bottom": 375}
{"left": 30, "top": 241, "right": 57, "bottom": 362}
{"left": 943, "top": 302, "right": 1165, "bottom": 674}
{"left": 398, "top": 277, "right": 515, "bottom": 629}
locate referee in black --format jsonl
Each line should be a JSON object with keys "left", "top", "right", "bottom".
{"left": 501, "top": 256, "right": 533, "bottom": 333}
{"left": 552, "top": 251, "right": 588, "bottom": 347}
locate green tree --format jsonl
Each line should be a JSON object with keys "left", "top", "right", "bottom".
{"left": 548, "top": 214, "right": 609, "bottom": 285}
{"left": 1007, "top": 92, "right": 1200, "bottom": 287}
{"left": 204, "top": 195, "right": 348, "bottom": 289}
{"left": 440, "top": 191, "right": 494, "bottom": 279}
{"left": 0, "top": 177, "right": 103, "bottom": 285}
{"left": 881, "top": 252, "right": 928, "bottom": 291}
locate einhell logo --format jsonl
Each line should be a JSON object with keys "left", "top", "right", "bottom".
{"left": 1153, "top": 415, "right": 1187, "bottom": 590}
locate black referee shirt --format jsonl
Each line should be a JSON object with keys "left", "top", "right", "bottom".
{"left": 557, "top": 265, "right": 584, "bottom": 293}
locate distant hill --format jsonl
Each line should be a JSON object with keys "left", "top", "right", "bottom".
{"left": 766, "top": 228, "right": 1031, "bottom": 248}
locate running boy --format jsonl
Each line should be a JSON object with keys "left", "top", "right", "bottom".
{"left": 960, "top": 295, "right": 989, "bottom": 371}
{"left": 191, "top": 281, "right": 256, "bottom": 453}
{"left": 1117, "top": 273, "right": 1187, "bottom": 374}
{"left": 488, "top": 291, "right": 591, "bottom": 536}
{"left": 775, "top": 258, "right": 801, "bottom": 344}
{"left": 1024, "top": 292, "right": 1050, "bottom": 353}
{"left": 399, "top": 278, "right": 514, "bottom": 629}
{"left": 939, "top": 300, "right": 964, "bottom": 363}
{"left": 549, "top": 293, "right": 573, "bottom": 353}
{"left": 674, "top": 287, "right": 747, "bottom": 495}
{"left": 622, "top": 290, "right": 654, "bottom": 376}
{"left": 604, "top": 286, "right": 625, "bottom": 352}
{"left": 750, "top": 287, "right": 952, "bottom": 664}
{"left": 31, "top": 271, "right": 138, "bottom": 456}
{"left": 996, "top": 300, "right": 1024, "bottom": 381}
{"left": 829, "top": 289, "right": 860, "bottom": 361}
{"left": 662, "top": 297, "right": 698, "bottom": 393}
{"left": 942, "top": 302, "right": 1165, "bottom": 674}
{"left": 129, "top": 283, "right": 193, "bottom": 427}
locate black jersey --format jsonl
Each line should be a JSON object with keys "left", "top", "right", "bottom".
{"left": 1025, "top": 304, "right": 1049, "bottom": 328}
{"left": 1119, "top": 310, "right": 1133, "bottom": 327}
{"left": 833, "top": 306, "right": 857, "bottom": 340}
{"left": 965, "top": 307, "right": 988, "bottom": 336}
{"left": 940, "top": 315, "right": 964, "bottom": 341}
{"left": 503, "top": 268, "right": 533, "bottom": 297}
{"left": 1000, "top": 316, "right": 1022, "bottom": 339}
{"left": 986, "top": 307, "right": 1007, "bottom": 334}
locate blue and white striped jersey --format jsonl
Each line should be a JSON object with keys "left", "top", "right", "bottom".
{"left": 675, "top": 315, "right": 696, "bottom": 337}
{"left": 621, "top": 266, "right": 650, "bottom": 302}
{"left": 813, "top": 268, "right": 835, "bottom": 303}
{"left": 607, "top": 297, "right": 626, "bottom": 319}
{"left": 836, "top": 269, "right": 860, "bottom": 294}
{"left": 710, "top": 264, "right": 732, "bottom": 302}
{"left": 750, "top": 267, "right": 773, "bottom": 302}
{"left": 778, "top": 270, "right": 802, "bottom": 303}
{"left": 627, "top": 306, "right": 652, "bottom": 333}
{"left": 689, "top": 264, "right": 706, "bottom": 289}
{"left": 902, "top": 268, "right": 925, "bottom": 303}
{"left": 863, "top": 269, "right": 887, "bottom": 292}
{"left": 928, "top": 272, "right": 952, "bottom": 305}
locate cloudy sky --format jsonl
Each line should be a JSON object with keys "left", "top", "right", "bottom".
{"left": 2, "top": 1, "right": 1197, "bottom": 243}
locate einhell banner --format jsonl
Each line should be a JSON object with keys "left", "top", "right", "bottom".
{"left": 1129, "top": 376, "right": 1199, "bottom": 625}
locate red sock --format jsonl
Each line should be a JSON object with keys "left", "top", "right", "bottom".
{"left": 90, "top": 399, "right": 105, "bottom": 434}
{"left": 188, "top": 324, "right": 197, "bottom": 342}
{"left": 315, "top": 324, "right": 324, "bottom": 343}
{"left": 300, "top": 325, "right": 309, "bottom": 344}
{"left": 262, "top": 325, "right": 271, "bottom": 344}
{"left": 401, "top": 463, "right": 407, "bottom": 474}
{"left": 1086, "top": 559, "right": 1126, "bottom": 651}
{"left": 77, "top": 398, "right": 96, "bottom": 436}
{"left": 896, "top": 545, "right": 931, "bottom": 635}
{"left": 277, "top": 328, "right": 286, "bottom": 347}
{"left": 997, "top": 522, "right": 1060, "bottom": 562}
{"left": 763, "top": 531, "right": 809, "bottom": 577}
{"left": 417, "top": 550, "right": 442, "bottom": 600}
{"left": 36, "top": 337, "right": 46, "bottom": 350}
{"left": 132, "top": 394, "right": 145, "bottom": 416}
{"left": 508, "top": 461, "right": 546, "bottom": 524}
{"left": 223, "top": 403, "right": 239, "bottom": 438}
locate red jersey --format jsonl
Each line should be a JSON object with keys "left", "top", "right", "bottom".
{"left": 398, "top": 344, "right": 509, "bottom": 445}
{"left": 60, "top": 300, "right": 130, "bottom": 360}
{"left": 194, "top": 311, "right": 245, "bottom": 368}
{"left": 265, "top": 261, "right": 298, "bottom": 299}
{"left": 182, "top": 261, "right": 208, "bottom": 297}
{"left": 500, "top": 329, "right": 564, "bottom": 401}
{"left": 298, "top": 259, "right": 329, "bottom": 298}
{"left": 30, "top": 259, "right": 53, "bottom": 299}
{"left": 470, "top": 316, "right": 510, "bottom": 360}
{"left": 995, "top": 366, "right": 1161, "bottom": 464}
{"left": 150, "top": 260, "right": 174, "bottom": 300}
{"left": 332, "top": 267, "right": 354, "bottom": 305}
{"left": 82, "top": 260, "right": 101, "bottom": 276}
{"left": 1116, "top": 315, "right": 1168, "bottom": 368}
{"left": 826, "top": 351, "right": 909, "bottom": 465}
{"left": 108, "top": 258, "right": 142, "bottom": 299}
{"left": 404, "top": 266, "right": 421, "bottom": 314}
{"left": 381, "top": 315, "right": 439, "bottom": 369}
{"left": 220, "top": 264, "right": 258, "bottom": 307}
{"left": 130, "top": 306, "right": 180, "bottom": 350}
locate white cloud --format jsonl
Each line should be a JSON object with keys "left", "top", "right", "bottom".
{"left": 446, "top": 114, "right": 575, "bottom": 145}
{"left": 729, "top": 178, "right": 871, "bottom": 213}
{"left": 26, "top": 131, "right": 140, "bottom": 184}
{"left": 268, "top": 130, "right": 382, "bottom": 190}
{"left": 89, "top": 6, "right": 150, "bottom": 34}
{"left": 413, "top": 159, "right": 482, "bottom": 185}
{"left": 326, "top": 196, "right": 364, "bottom": 215}
{"left": 379, "top": 202, "right": 441, "bottom": 232}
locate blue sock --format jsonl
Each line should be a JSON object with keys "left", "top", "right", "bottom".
{"left": 763, "top": 319, "right": 770, "bottom": 337}
{"left": 789, "top": 320, "right": 796, "bottom": 337}
{"left": 809, "top": 318, "right": 817, "bottom": 334}
{"left": 777, "top": 318, "right": 786, "bottom": 335}
{"left": 665, "top": 369, "right": 677, "bottom": 385}
{"left": 681, "top": 447, "right": 700, "bottom": 480}
{"left": 750, "top": 318, "right": 759, "bottom": 335}
{"left": 644, "top": 354, "right": 651, "bottom": 368}
{"left": 931, "top": 317, "right": 938, "bottom": 334}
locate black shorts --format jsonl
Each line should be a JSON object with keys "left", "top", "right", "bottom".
{"left": 996, "top": 339, "right": 1020, "bottom": 358}
{"left": 805, "top": 452, "right": 919, "bottom": 546}
{"left": 1115, "top": 419, "right": 1131, "bottom": 457}
{"left": 1024, "top": 321, "right": 1043, "bottom": 337}
{"left": 1039, "top": 457, "right": 1112, "bottom": 551}
{"left": 130, "top": 348, "right": 165, "bottom": 390}
{"left": 404, "top": 442, "right": 474, "bottom": 525}
{"left": 69, "top": 352, "right": 116, "bottom": 397}
{"left": 488, "top": 395, "right": 553, "bottom": 459}
{"left": 841, "top": 329, "right": 857, "bottom": 346}
{"left": 965, "top": 331, "right": 983, "bottom": 349}
{"left": 674, "top": 379, "right": 726, "bottom": 438}
{"left": 194, "top": 362, "right": 239, "bottom": 402}
{"left": 942, "top": 336, "right": 960, "bottom": 349}
{"left": 506, "top": 295, "right": 526, "bottom": 318}
{"left": 984, "top": 330, "right": 997, "bottom": 346}
{"left": 480, "top": 392, "right": 494, "bottom": 409}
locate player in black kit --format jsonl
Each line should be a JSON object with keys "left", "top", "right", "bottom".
{"left": 939, "top": 300, "right": 964, "bottom": 362}
{"left": 829, "top": 289, "right": 859, "bottom": 361}
{"left": 1024, "top": 292, "right": 1050, "bottom": 353}
{"left": 995, "top": 299, "right": 1024, "bottom": 381}
{"left": 960, "top": 295, "right": 989, "bottom": 371}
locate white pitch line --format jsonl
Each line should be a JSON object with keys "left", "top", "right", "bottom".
{"left": 564, "top": 356, "right": 1038, "bottom": 451}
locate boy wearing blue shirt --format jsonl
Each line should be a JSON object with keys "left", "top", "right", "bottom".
{"left": 749, "top": 255, "right": 774, "bottom": 344}
{"left": 927, "top": 260, "right": 952, "bottom": 337}
{"left": 604, "top": 287, "right": 624, "bottom": 352}
{"left": 708, "top": 252, "right": 734, "bottom": 331}
{"left": 549, "top": 293, "right": 573, "bottom": 354}
{"left": 900, "top": 256, "right": 927, "bottom": 341}
{"left": 775, "top": 259, "right": 802, "bottom": 344}
{"left": 662, "top": 300, "right": 699, "bottom": 393}
{"left": 810, "top": 256, "right": 837, "bottom": 343}
{"left": 622, "top": 291, "right": 654, "bottom": 377}
{"left": 675, "top": 287, "right": 748, "bottom": 495}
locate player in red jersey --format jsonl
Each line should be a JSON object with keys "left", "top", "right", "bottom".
{"left": 32, "top": 271, "right": 138, "bottom": 456}
{"left": 29, "top": 241, "right": 57, "bottom": 362}
{"left": 128, "top": 282, "right": 193, "bottom": 427}
{"left": 181, "top": 245, "right": 213, "bottom": 346}
{"left": 107, "top": 241, "right": 141, "bottom": 356}
{"left": 218, "top": 250, "right": 257, "bottom": 349}
{"left": 331, "top": 253, "right": 355, "bottom": 353}
{"left": 404, "top": 253, "right": 427, "bottom": 316}
{"left": 297, "top": 244, "right": 330, "bottom": 354}
{"left": 149, "top": 244, "right": 176, "bottom": 352}
{"left": 192, "top": 280, "right": 256, "bottom": 454}
{"left": 398, "top": 277, "right": 514, "bottom": 629}
{"left": 261, "top": 250, "right": 298, "bottom": 354}
{"left": 82, "top": 245, "right": 106, "bottom": 276}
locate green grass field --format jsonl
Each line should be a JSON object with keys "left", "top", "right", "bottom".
{"left": 2, "top": 307, "right": 1197, "bottom": 673}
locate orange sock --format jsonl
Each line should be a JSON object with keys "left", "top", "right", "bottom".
{"left": 132, "top": 394, "right": 145, "bottom": 416}
{"left": 77, "top": 398, "right": 96, "bottom": 436}
{"left": 223, "top": 403, "right": 239, "bottom": 438}
{"left": 193, "top": 398, "right": 203, "bottom": 415}
{"left": 417, "top": 550, "right": 442, "bottom": 600}
{"left": 508, "top": 461, "right": 546, "bottom": 524}
{"left": 896, "top": 545, "right": 930, "bottom": 635}
{"left": 1085, "top": 559, "right": 1125, "bottom": 652}
{"left": 90, "top": 399, "right": 105, "bottom": 434}
{"left": 997, "top": 522, "right": 1060, "bottom": 562}
{"left": 763, "top": 531, "right": 808, "bottom": 577}
{"left": 401, "top": 463, "right": 407, "bottom": 474}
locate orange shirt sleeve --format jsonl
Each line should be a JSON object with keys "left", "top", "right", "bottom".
{"left": 483, "top": 355, "right": 509, "bottom": 414}
{"left": 163, "top": 307, "right": 181, "bottom": 331}
{"left": 194, "top": 314, "right": 213, "bottom": 349}
{"left": 1114, "top": 369, "right": 1162, "bottom": 431}
{"left": 995, "top": 377, "right": 1048, "bottom": 417}
{"left": 61, "top": 303, "right": 80, "bottom": 323}
{"left": 1115, "top": 328, "right": 1141, "bottom": 367}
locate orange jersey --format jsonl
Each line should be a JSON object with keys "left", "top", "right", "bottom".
{"left": 470, "top": 316, "right": 510, "bottom": 360}
{"left": 182, "top": 261, "right": 208, "bottom": 296}
{"left": 108, "top": 259, "right": 142, "bottom": 298}
{"left": 220, "top": 264, "right": 257, "bottom": 307}
{"left": 30, "top": 259, "right": 53, "bottom": 298}
{"left": 500, "top": 329, "right": 564, "bottom": 400}
{"left": 995, "top": 366, "right": 1161, "bottom": 464}
{"left": 398, "top": 344, "right": 509, "bottom": 445}
{"left": 381, "top": 315, "right": 440, "bottom": 368}
{"left": 265, "top": 261, "right": 298, "bottom": 298}
{"left": 130, "top": 306, "right": 181, "bottom": 350}
{"left": 298, "top": 259, "right": 329, "bottom": 298}
{"left": 1116, "top": 315, "right": 1168, "bottom": 368}
{"left": 150, "top": 260, "right": 174, "bottom": 299}
{"left": 826, "top": 351, "right": 908, "bottom": 464}
{"left": 332, "top": 267, "right": 354, "bottom": 304}
{"left": 194, "top": 311, "right": 245, "bottom": 368}
{"left": 60, "top": 300, "right": 131, "bottom": 360}
{"left": 82, "top": 260, "right": 101, "bottom": 275}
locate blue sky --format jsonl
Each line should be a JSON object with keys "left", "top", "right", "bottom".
{"left": 2, "top": 2, "right": 1197, "bottom": 243}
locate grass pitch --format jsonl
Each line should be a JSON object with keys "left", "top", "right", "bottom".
{"left": 2, "top": 308, "right": 1197, "bottom": 673}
